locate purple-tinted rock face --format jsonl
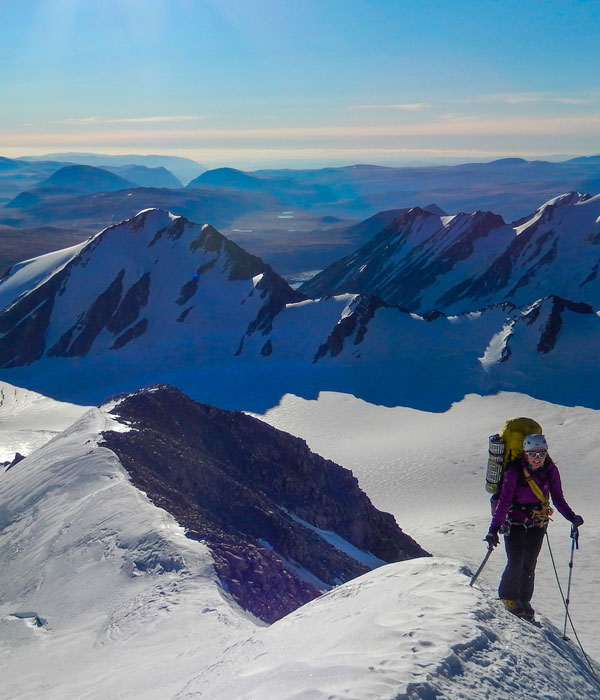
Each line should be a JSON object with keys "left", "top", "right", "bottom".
{"left": 101, "top": 384, "right": 428, "bottom": 623}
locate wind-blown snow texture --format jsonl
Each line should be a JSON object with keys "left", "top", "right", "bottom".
{"left": 1, "top": 387, "right": 599, "bottom": 699}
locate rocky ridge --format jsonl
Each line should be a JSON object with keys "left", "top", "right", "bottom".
{"left": 101, "top": 384, "right": 427, "bottom": 622}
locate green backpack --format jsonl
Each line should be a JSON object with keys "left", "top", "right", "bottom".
{"left": 485, "top": 416, "right": 543, "bottom": 494}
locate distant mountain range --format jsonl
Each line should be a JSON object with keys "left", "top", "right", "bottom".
{"left": 18, "top": 152, "right": 204, "bottom": 184}
{"left": 300, "top": 192, "right": 600, "bottom": 314}
{"left": 1, "top": 204, "right": 600, "bottom": 412}
{"left": 184, "top": 157, "right": 600, "bottom": 221}
{"left": 6, "top": 165, "right": 137, "bottom": 209}
{"left": 2, "top": 154, "right": 600, "bottom": 281}
{"left": 1, "top": 180, "right": 279, "bottom": 241}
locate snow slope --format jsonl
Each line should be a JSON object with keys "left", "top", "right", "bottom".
{"left": 182, "top": 558, "right": 599, "bottom": 700}
{"left": 0, "top": 381, "right": 90, "bottom": 462}
{"left": 258, "top": 390, "right": 600, "bottom": 663}
{"left": 0, "top": 403, "right": 257, "bottom": 700}
{"left": 2, "top": 385, "right": 600, "bottom": 699}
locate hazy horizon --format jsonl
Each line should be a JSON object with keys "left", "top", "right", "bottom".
{"left": 2, "top": 1, "right": 599, "bottom": 170}
{"left": 9, "top": 150, "right": 600, "bottom": 173}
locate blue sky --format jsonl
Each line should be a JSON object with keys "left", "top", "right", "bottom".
{"left": 1, "top": 0, "right": 599, "bottom": 168}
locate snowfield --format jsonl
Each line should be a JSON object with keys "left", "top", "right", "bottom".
{"left": 2, "top": 384, "right": 600, "bottom": 699}
{"left": 0, "top": 380, "right": 90, "bottom": 462}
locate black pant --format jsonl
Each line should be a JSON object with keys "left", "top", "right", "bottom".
{"left": 498, "top": 523, "right": 546, "bottom": 602}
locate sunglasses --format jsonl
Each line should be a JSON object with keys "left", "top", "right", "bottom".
{"left": 526, "top": 451, "right": 547, "bottom": 459}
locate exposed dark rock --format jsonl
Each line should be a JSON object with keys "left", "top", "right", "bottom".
{"left": 0, "top": 296, "right": 55, "bottom": 367}
{"left": 176, "top": 277, "right": 199, "bottom": 306}
{"left": 5, "top": 452, "right": 25, "bottom": 471}
{"left": 107, "top": 273, "right": 150, "bottom": 334}
{"left": 242, "top": 268, "right": 306, "bottom": 339}
{"left": 176, "top": 307, "right": 193, "bottom": 323}
{"left": 147, "top": 227, "right": 167, "bottom": 247}
{"left": 581, "top": 258, "right": 600, "bottom": 285}
{"left": 101, "top": 385, "right": 427, "bottom": 623}
{"left": 536, "top": 296, "right": 594, "bottom": 354}
{"left": 166, "top": 217, "right": 187, "bottom": 240}
{"left": 314, "top": 295, "right": 390, "bottom": 361}
{"left": 422, "top": 310, "right": 446, "bottom": 322}
{"left": 111, "top": 319, "right": 148, "bottom": 349}
{"left": 52, "top": 270, "right": 125, "bottom": 357}
{"left": 301, "top": 209, "right": 506, "bottom": 311}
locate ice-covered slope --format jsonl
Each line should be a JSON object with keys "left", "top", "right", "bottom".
{"left": 301, "top": 193, "right": 600, "bottom": 314}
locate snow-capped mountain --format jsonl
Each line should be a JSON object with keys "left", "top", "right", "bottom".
{"left": 1, "top": 208, "right": 600, "bottom": 412}
{"left": 300, "top": 192, "right": 600, "bottom": 314}
{"left": 0, "top": 207, "right": 302, "bottom": 368}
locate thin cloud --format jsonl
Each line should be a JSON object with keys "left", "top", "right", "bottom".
{"left": 468, "top": 93, "right": 597, "bottom": 106}
{"left": 61, "top": 115, "right": 203, "bottom": 125}
{"left": 348, "top": 103, "right": 430, "bottom": 112}
{"left": 4, "top": 114, "right": 600, "bottom": 148}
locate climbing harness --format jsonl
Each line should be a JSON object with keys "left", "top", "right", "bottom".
{"left": 546, "top": 527, "right": 600, "bottom": 687}
{"left": 521, "top": 465, "right": 554, "bottom": 526}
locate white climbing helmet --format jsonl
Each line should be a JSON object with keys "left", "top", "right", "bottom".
{"left": 523, "top": 434, "right": 548, "bottom": 452}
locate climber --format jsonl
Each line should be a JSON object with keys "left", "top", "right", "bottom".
{"left": 484, "top": 433, "right": 583, "bottom": 620}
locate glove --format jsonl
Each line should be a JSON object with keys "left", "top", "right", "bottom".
{"left": 571, "top": 515, "right": 584, "bottom": 527}
{"left": 484, "top": 526, "right": 500, "bottom": 548}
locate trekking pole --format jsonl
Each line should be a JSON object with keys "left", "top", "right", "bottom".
{"left": 562, "top": 524, "right": 579, "bottom": 640}
{"left": 469, "top": 545, "right": 495, "bottom": 587}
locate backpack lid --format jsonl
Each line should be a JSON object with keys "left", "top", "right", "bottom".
{"left": 500, "top": 417, "right": 543, "bottom": 463}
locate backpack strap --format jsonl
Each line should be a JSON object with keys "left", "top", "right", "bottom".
{"left": 523, "top": 466, "right": 548, "bottom": 505}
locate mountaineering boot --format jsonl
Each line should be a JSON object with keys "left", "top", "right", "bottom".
{"left": 502, "top": 599, "right": 525, "bottom": 617}
{"left": 520, "top": 601, "right": 535, "bottom": 621}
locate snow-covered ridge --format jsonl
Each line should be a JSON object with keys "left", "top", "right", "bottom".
{"left": 0, "top": 207, "right": 302, "bottom": 368}
{"left": 1, "top": 204, "right": 600, "bottom": 412}
{"left": 301, "top": 192, "right": 600, "bottom": 314}
{"left": 0, "top": 399, "right": 252, "bottom": 699}
{"left": 2, "top": 383, "right": 600, "bottom": 699}
{"left": 189, "top": 558, "right": 600, "bottom": 700}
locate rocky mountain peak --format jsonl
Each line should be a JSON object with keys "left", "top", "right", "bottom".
{"left": 101, "top": 384, "right": 428, "bottom": 622}
{"left": 0, "top": 209, "right": 303, "bottom": 368}
{"left": 301, "top": 193, "right": 600, "bottom": 315}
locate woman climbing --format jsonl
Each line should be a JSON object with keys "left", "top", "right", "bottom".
{"left": 485, "top": 433, "right": 583, "bottom": 620}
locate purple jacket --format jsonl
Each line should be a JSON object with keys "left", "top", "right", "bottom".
{"left": 491, "top": 454, "right": 576, "bottom": 529}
